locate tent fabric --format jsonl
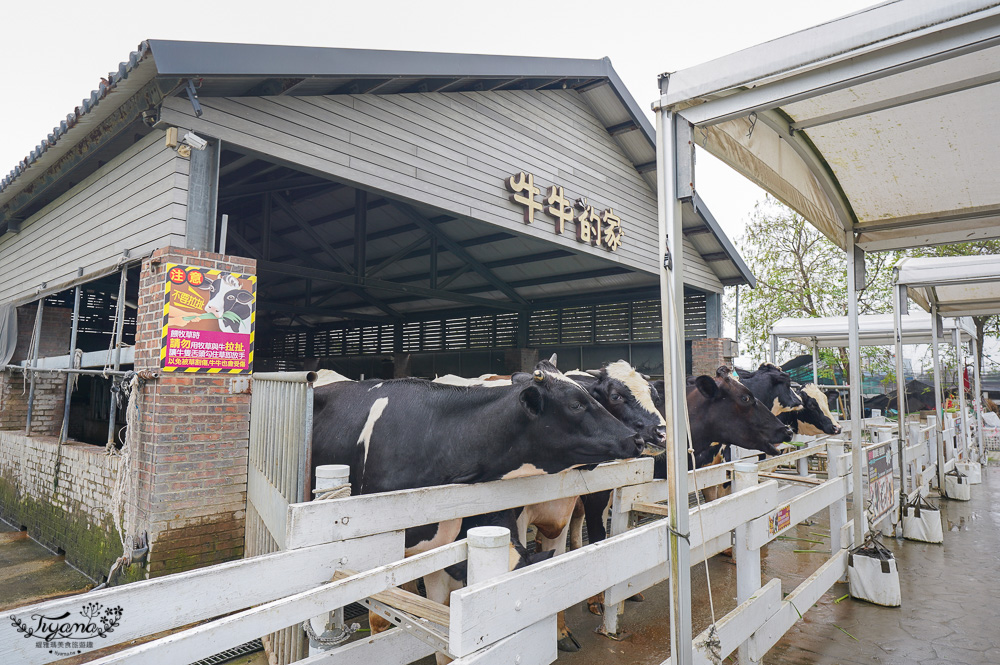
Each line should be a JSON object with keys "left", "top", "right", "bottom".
{"left": 895, "top": 255, "right": 1000, "bottom": 317}
{"left": 0, "top": 302, "right": 16, "bottom": 368}
{"left": 770, "top": 313, "right": 975, "bottom": 348}
{"left": 663, "top": 1, "right": 1000, "bottom": 252}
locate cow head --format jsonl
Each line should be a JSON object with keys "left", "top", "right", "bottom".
{"left": 512, "top": 360, "right": 648, "bottom": 466}
{"left": 794, "top": 384, "right": 842, "bottom": 436}
{"left": 572, "top": 361, "right": 666, "bottom": 452}
{"left": 687, "top": 368, "right": 792, "bottom": 461}
{"left": 738, "top": 363, "right": 803, "bottom": 414}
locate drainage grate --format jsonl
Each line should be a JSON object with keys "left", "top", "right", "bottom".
{"left": 189, "top": 638, "right": 262, "bottom": 665}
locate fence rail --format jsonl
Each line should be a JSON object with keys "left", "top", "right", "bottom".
{"left": 4, "top": 440, "right": 857, "bottom": 665}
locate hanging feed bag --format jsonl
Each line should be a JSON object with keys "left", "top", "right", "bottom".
{"left": 901, "top": 493, "right": 943, "bottom": 544}
{"left": 955, "top": 460, "right": 981, "bottom": 485}
{"left": 944, "top": 468, "right": 971, "bottom": 501}
{"left": 848, "top": 534, "right": 901, "bottom": 607}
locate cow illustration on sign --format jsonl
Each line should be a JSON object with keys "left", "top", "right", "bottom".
{"left": 203, "top": 274, "right": 254, "bottom": 335}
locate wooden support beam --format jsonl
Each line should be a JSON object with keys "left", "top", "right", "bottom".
{"left": 258, "top": 260, "right": 526, "bottom": 312}
{"left": 272, "top": 193, "right": 354, "bottom": 274}
{"left": 759, "top": 472, "right": 824, "bottom": 486}
{"left": 390, "top": 202, "right": 529, "bottom": 306}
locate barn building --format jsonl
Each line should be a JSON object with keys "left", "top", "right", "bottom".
{"left": 0, "top": 40, "right": 752, "bottom": 581}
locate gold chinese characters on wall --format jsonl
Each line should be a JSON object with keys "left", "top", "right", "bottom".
{"left": 504, "top": 172, "right": 624, "bottom": 252}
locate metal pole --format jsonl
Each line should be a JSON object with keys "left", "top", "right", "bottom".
{"left": 218, "top": 213, "right": 230, "bottom": 254}
{"left": 656, "top": 106, "right": 692, "bottom": 665}
{"left": 107, "top": 268, "right": 128, "bottom": 448}
{"left": 24, "top": 299, "right": 45, "bottom": 435}
{"left": 954, "top": 327, "right": 969, "bottom": 458}
{"left": 812, "top": 341, "right": 819, "bottom": 385}
{"left": 845, "top": 235, "right": 864, "bottom": 547}
{"left": 930, "top": 305, "right": 945, "bottom": 488}
{"left": 892, "top": 283, "right": 907, "bottom": 498}
{"left": 770, "top": 334, "right": 777, "bottom": 365}
{"left": 972, "top": 337, "right": 985, "bottom": 459}
{"left": 60, "top": 270, "right": 84, "bottom": 443}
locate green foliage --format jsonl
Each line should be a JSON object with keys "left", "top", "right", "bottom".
{"left": 729, "top": 197, "right": 903, "bottom": 377}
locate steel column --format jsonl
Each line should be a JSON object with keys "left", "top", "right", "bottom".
{"left": 954, "top": 327, "right": 969, "bottom": 458}
{"left": 930, "top": 305, "right": 945, "bottom": 488}
{"left": 972, "top": 337, "right": 985, "bottom": 458}
{"left": 24, "top": 299, "right": 45, "bottom": 435}
{"left": 893, "top": 283, "right": 908, "bottom": 497}
{"left": 107, "top": 268, "right": 128, "bottom": 448}
{"left": 185, "top": 138, "right": 221, "bottom": 252}
{"left": 845, "top": 235, "right": 864, "bottom": 546}
{"left": 656, "top": 106, "right": 692, "bottom": 665}
{"left": 355, "top": 189, "right": 368, "bottom": 281}
{"left": 59, "top": 271, "right": 84, "bottom": 443}
{"left": 812, "top": 341, "right": 820, "bottom": 385}
{"left": 770, "top": 333, "right": 778, "bottom": 365}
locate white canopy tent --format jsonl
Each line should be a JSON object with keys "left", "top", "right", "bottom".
{"left": 770, "top": 312, "right": 975, "bottom": 385}
{"left": 893, "top": 254, "right": 1000, "bottom": 481}
{"left": 654, "top": 3, "right": 1000, "bottom": 662}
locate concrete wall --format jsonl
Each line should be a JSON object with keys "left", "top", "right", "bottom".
{"left": 133, "top": 247, "right": 254, "bottom": 576}
{"left": 0, "top": 432, "right": 121, "bottom": 581}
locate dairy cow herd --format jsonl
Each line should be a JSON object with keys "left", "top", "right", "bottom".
{"left": 310, "top": 357, "right": 840, "bottom": 656}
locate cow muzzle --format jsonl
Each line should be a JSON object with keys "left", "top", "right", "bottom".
{"left": 779, "top": 425, "right": 793, "bottom": 442}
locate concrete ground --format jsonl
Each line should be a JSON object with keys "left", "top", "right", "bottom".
{"left": 552, "top": 461, "right": 999, "bottom": 665}
{"left": 0, "top": 522, "right": 93, "bottom": 612}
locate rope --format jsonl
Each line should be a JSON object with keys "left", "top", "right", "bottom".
{"left": 313, "top": 485, "right": 352, "bottom": 500}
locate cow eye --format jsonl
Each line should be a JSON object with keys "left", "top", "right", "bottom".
{"left": 610, "top": 392, "right": 622, "bottom": 401}
{"left": 569, "top": 401, "right": 584, "bottom": 411}
{"left": 226, "top": 294, "right": 235, "bottom": 300}
{"left": 742, "top": 395, "right": 752, "bottom": 404}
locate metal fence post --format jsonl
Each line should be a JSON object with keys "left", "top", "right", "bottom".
{"left": 734, "top": 462, "right": 760, "bottom": 665}
{"left": 311, "top": 463, "right": 351, "bottom": 650}
{"left": 24, "top": 299, "right": 45, "bottom": 435}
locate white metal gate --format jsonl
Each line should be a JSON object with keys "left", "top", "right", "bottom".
{"left": 246, "top": 371, "right": 317, "bottom": 664}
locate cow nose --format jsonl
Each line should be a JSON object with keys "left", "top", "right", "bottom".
{"left": 833, "top": 425, "right": 842, "bottom": 434}
{"left": 656, "top": 425, "right": 666, "bottom": 439}
{"left": 781, "top": 425, "right": 793, "bottom": 441}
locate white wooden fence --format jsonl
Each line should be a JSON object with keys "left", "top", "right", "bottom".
{"left": 1, "top": 440, "right": 858, "bottom": 665}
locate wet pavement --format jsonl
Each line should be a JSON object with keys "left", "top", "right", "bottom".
{"left": 0, "top": 522, "right": 92, "bottom": 612}
{"left": 553, "top": 462, "right": 1000, "bottom": 665}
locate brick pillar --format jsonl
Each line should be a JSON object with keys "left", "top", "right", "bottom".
{"left": 0, "top": 306, "right": 71, "bottom": 434}
{"left": 133, "top": 247, "right": 255, "bottom": 577}
{"left": 691, "top": 338, "right": 735, "bottom": 377}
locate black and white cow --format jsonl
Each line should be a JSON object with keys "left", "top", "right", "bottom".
{"left": 734, "top": 363, "right": 803, "bottom": 415}
{"left": 779, "top": 384, "right": 842, "bottom": 436}
{"left": 310, "top": 360, "right": 646, "bottom": 557}
{"left": 203, "top": 274, "right": 253, "bottom": 334}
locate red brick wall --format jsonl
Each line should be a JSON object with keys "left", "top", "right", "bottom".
{"left": 691, "top": 338, "right": 734, "bottom": 378}
{"left": 0, "top": 306, "right": 71, "bottom": 434}
{"left": 133, "top": 247, "right": 255, "bottom": 576}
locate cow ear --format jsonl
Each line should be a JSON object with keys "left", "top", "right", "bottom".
{"left": 694, "top": 375, "right": 718, "bottom": 399}
{"left": 519, "top": 385, "right": 544, "bottom": 418}
{"left": 234, "top": 290, "right": 254, "bottom": 304}
{"left": 585, "top": 369, "right": 602, "bottom": 378}
{"left": 548, "top": 353, "right": 558, "bottom": 367}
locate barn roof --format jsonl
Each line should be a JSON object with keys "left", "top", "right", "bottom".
{"left": 0, "top": 40, "right": 752, "bottom": 288}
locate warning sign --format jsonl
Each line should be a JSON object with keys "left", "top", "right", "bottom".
{"left": 161, "top": 264, "right": 256, "bottom": 374}
{"left": 767, "top": 504, "right": 792, "bottom": 537}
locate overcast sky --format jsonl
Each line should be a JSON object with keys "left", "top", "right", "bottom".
{"left": 2, "top": 0, "right": 877, "bottom": 243}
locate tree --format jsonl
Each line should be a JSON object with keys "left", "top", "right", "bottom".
{"left": 730, "top": 197, "right": 903, "bottom": 378}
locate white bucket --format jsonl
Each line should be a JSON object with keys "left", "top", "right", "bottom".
{"left": 944, "top": 471, "right": 971, "bottom": 501}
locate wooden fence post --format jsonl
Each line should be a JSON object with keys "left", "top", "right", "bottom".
{"left": 467, "top": 526, "right": 511, "bottom": 586}
{"left": 827, "top": 442, "right": 849, "bottom": 582}
{"left": 601, "top": 487, "right": 632, "bottom": 637}
{"left": 734, "top": 462, "right": 761, "bottom": 665}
